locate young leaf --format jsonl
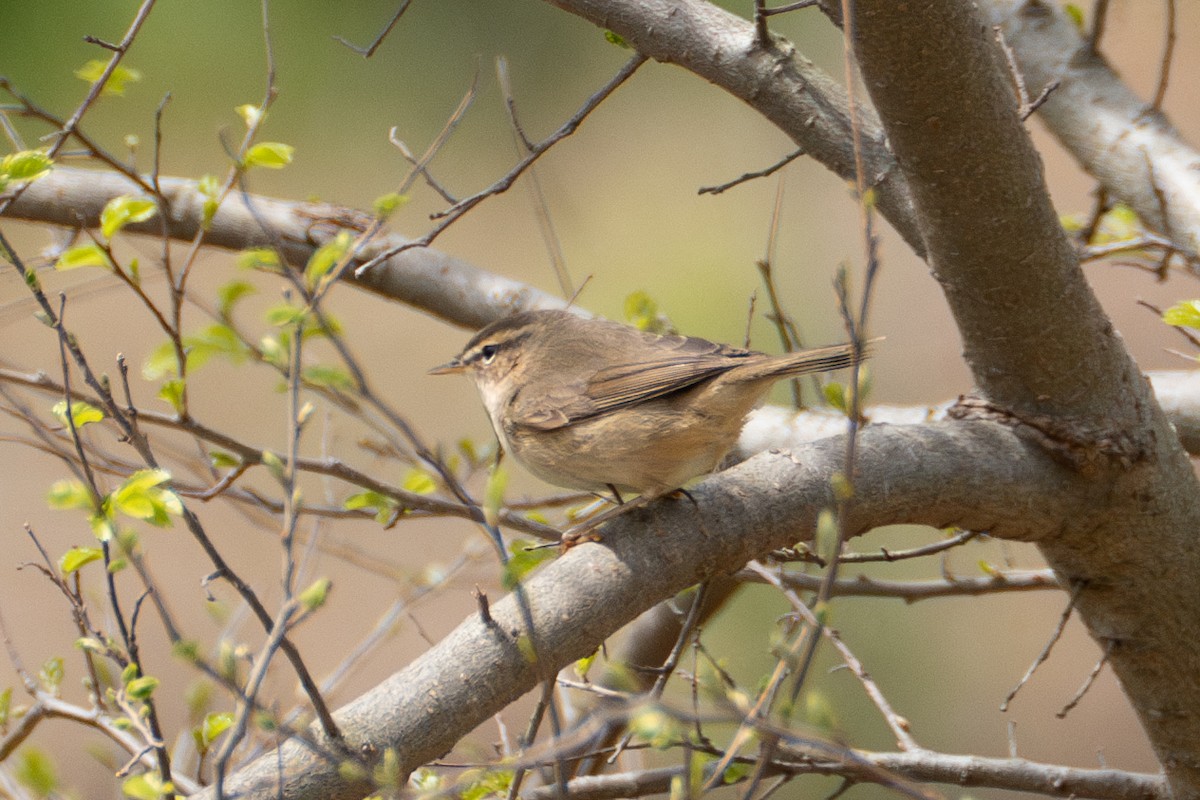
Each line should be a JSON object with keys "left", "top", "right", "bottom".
{"left": 483, "top": 465, "right": 508, "bottom": 529}
{"left": 1, "top": 150, "right": 53, "bottom": 184}
{"left": 157, "top": 379, "right": 186, "bottom": 414}
{"left": 501, "top": 539, "right": 553, "bottom": 590}
{"left": 112, "top": 469, "right": 182, "bottom": 527}
{"left": 373, "top": 192, "right": 409, "bottom": 219}
{"left": 74, "top": 59, "right": 141, "bottom": 95}
{"left": 125, "top": 675, "right": 159, "bottom": 700}
{"left": 265, "top": 303, "right": 308, "bottom": 328}
{"left": 243, "top": 142, "right": 294, "bottom": 169}
{"left": 100, "top": 195, "right": 157, "bottom": 239}
{"left": 55, "top": 242, "right": 112, "bottom": 271}
{"left": 217, "top": 280, "right": 256, "bottom": 318}
{"left": 237, "top": 247, "right": 281, "bottom": 272}
{"left": 122, "top": 773, "right": 174, "bottom": 800}
{"left": 1163, "top": 300, "right": 1200, "bottom": 331}
{"left": 48, "top": 479, "right": 93, "bottom": 511}
{"left": 402, "top": 468, "right": 438, "bottom": 495}
{"left": 298, "top": 577, "right": 332, "bottom": 611}
{"left": 39, "top": 657, "right": 64, "bottom": 694}
{"left": 305, "top": 230, "right": 352, "bottom": 290}
{"left": 52, "top": 400, "right": 104, "bottom": 428}
{"left": 200, "top": 711, "right": 234, "bottom": 746}
{"left": 236, "top": 104, "right": 264, "bottom": 128}
{"left": 198, "top": 173, "right": 221, "bottom": 228}
{"left": 303, "top": 364, "right": 355, "bottom": 391}
{"left": 344, "top": 490, "right": 400, "bottom": 524}
{"left": 59, "top": 546, "right": 103, "bottom": 574}
{"left": 15, "top": 748, "right": 58, "bottom": 797}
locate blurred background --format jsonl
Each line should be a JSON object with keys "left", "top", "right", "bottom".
{"left": 0, "top": 1, "right": 1196, "bottom": 797}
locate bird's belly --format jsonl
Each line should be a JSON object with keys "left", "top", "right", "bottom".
{"left": 505, "top": 399, "right": 749, "bottom": 497}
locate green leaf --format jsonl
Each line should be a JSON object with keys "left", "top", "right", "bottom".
{"left": 624, "top": 290, "right": 670, "bottom": 333}
{"left": 265, "top": 302, "right": 308, "bottom": 328}
{"left": 125, "top": 675, "right": 159, "bottom": 700}
{"left": 15, "top": 747, "right": 58, "bottom": 797}
{"left": 305, "top": 230, "right": 352, "bottom": 290}
{"left": 243, "top": 142, "right": 294, "bottom": 169}
{"left": 259, "top": 334, "right": 287, "bottom": 367}
{"left": 344, "top": 490, "right": 400, "bottom": 524}
{"left": 261, "top": 450, "right": 286, "bottom": 482}
{"left": 298, "top": 577, "right": 332, "bottom": 611}
{"left": 201, "top": 711, "right": 234, "bottom": 746}
{"left": 188, "top": 323, "right": 249, "bottom": 369}
{"left": 210, "top": 451, "right": 240, "bottom": 469}
{"left": 501, "top": 539, "right": 553, "bottom": 590}
{"left": 1063, "top": 3, "right": 1085, "bottom": 31}
{"left": 39, "top": 657, "right": 64, "bottom": 694}
{"left": 483, "top": 465, "right": 508, "bottom": 529}
{"left": 628, "top": 707, "right": 678, "bottom": 749}
{"left": 218, "top": 280, "right": 256, "bottom": 318}
{"left": 1163, "top": 300, "right": 1200, "bottom": 330}
{"left": 75, "top": 636, "right": 105, "bottom": 654}
{"left": 237, "top": 247, "right": 281, "bottom": 272}
{"left": 198, "top": 173, "right": 221, "bottom": 229}
{"left": 52, "top": 399, "right": 104, "bottom": 428}
{"left": 74, "top": 59, "right": 142, "bottom": 95}
{"left": 303, "top": 364, "right": 355, "bottom": 391}
{"left": 112, "top": 469, "right": 182, "bottom": 527}
{"left": 373, "top": 192, "right": 409, "bottom": 219}
{"left": 460, "top": 769, "right": 513, "bottom": 800}
{"left": 402, "top": 467, "right": 438, "bottom": 495}
{"left": 48, "top": 479, "right": 93, "bottom": 510}
{"left": 823, "top": 381, "right": 847, "bottom": 412}
{"left": 60, "top": 546, "right": 103, "bottom": 574}
{"left": 574, "top": 649, "right": 598, "bottom": 680}
{"left": 604, "top": 30, "right": 630, "bottom": 48}
{"left": 55, "top": 242, "right": 112, "bottom": 271}
{"left": 100, "top": 195, "right": 157, "bottom": 239}
{"left": 157, "top": 379, "right": 185, "bottom": 414}
{"left": 1, "top": 150, "right": 53, "bottom": 184}
{"left": 0, "top": 687, "right": 10, "bottom": 727}
{"left": 122, "top": 772, "right": 174, "bottom": 800}
{"left": 236, "top": 103, "right": 264, "bottom": 128}
{"left": 143, "top": 340, "right": 181, "bottom": 379}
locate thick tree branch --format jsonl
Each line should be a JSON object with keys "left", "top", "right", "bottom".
{"left": 983, "top": 0, "right": 1200, "bottom": 259}
{"left": 851, "top": 2, "right": 1200, "bottom": 796}
{"left": 195, "top": 419, "right": 1089, "bottom": 800}
{"left": 1, "top": 167, "right": 565, "bottom": 330}
{"left": 542, "top": 0, "right": 925, "bottom": 256}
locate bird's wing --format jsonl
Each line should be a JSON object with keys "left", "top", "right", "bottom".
{"left": 510, "top": 348, "right": 751, "bottom": 431}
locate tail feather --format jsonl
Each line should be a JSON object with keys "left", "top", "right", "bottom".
{"left": 734, "top": 337, "right": 880, "bottom": 382}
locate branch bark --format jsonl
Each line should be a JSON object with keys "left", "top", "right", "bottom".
{"left": 191, "top": 418, "right": 1092, "bottom": 800}
{"left": 1, "top": 167, "right": 565, "bottom": 330}
{"left": 982, "top": 0, "right": 1200, "bottom": 258}
{"left": 850, "top": 2, "right": 1200, "bottom": 796}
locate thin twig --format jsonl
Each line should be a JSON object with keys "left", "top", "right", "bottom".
{"left": 1057, "top": 640, "right": 1115, "bottom": 718}
{"left": 355, "top": 54, "right": 647, "bottom": 277}
{"left": 333, "top": 0, "right": 412, "bottom": 57}
{"left": 1000, "top": 581, "right": 1085, "bottom": 711}
{"left": 698, "top": 149, "right": 806, "bottom": 195}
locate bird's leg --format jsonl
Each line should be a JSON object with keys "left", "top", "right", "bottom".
{"left": 560, "top": 492, "right": 658, "bottom": 549}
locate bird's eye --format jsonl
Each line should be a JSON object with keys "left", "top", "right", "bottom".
{"left": 480, "top": 344, "right": 500, "bottom": 364}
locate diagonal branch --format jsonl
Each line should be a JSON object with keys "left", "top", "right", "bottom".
{"left": 193, "top": 418, "right": 1091, "bottom": 800}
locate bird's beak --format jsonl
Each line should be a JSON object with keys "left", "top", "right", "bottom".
{"left": 429, "top": 358, "right": 467, "bottom": 375}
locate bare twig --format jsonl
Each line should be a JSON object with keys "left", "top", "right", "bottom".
{"left": 698, "top": 149, "right": 806, "bottom": 195}
{"left": 333, "top": 0, "right": 412, "bottom": 57}
{"left": 1001, "top": 582, "right": 1085, "bottom": 711}
{"left": 355, "top": 54, "right": 647, "bottom": 277}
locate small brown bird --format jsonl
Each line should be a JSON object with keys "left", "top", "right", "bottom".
{"left": 431, "top": 309, "right": 869, "bottom": 501}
